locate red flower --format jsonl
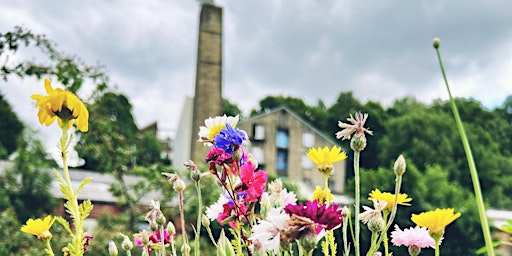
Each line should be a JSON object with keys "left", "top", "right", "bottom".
{"left": 284, "top": 200, "right": 343, "bottom": 231}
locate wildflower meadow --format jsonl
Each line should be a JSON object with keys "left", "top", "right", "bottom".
{"left": 14, "top": 39, "right": 510, "bottom": 256}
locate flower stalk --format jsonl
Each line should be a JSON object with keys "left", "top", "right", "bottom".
{"left": 433, "top": 37, "right": 494, "bottom": 256}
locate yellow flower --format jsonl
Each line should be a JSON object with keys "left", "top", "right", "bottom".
{"left": 306, "top": 146, "right": 347, "bottom": 174}
{"left": 20, "top": 215, "right": 55, "bottom": 241}
{"left": 411, "top": 208, "right": 461, "bottom": 238}
{"left": 368, "top": 189, "right": 412, "bottom": 211}
{"left": 31, "top": 78, "right": 89, "bottom": 132}
{"left": 312, "top": 186, "right": 333, "bottom": 204}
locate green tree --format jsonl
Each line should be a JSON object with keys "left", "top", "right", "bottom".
{"left": 0, "top": 92, "right": 24, "bottom": 158}
{"left": 223, "top": 98, "right": 244, "bottom": 118}
{"left": 0, "top": 129, "right": 57, "bottom": 222}
{"left": 1, "top": 26, "right": 109, "bottom": 95}
{"left": 136, "top": 131, "right": 163, "bottom": 166}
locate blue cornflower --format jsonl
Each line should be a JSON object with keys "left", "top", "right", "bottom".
{"left": 214, "top": 123, "right": 248, "bottom": 154}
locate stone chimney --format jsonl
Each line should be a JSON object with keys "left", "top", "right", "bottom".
{"left": 190, "top": 4, "right": 224, "bottom": 162}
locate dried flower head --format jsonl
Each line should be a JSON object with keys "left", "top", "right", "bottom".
{"left": 359, "top": 199, "right": 387, "bottom": 224}
{"left": 335, "top": 112, "right": 373, "bottom": 141}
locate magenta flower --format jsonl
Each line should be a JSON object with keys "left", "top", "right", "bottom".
{"left": 284, "top": 200, "right": 343, "bottom": 231}
{"left": 391, "top": 225, "right": 436, "bottom": 249}
{"left": 205, "top": 147, "right": 234, "bottom": 172}
{"left": 238, "top": 162, "right": 268, "bottom": 202}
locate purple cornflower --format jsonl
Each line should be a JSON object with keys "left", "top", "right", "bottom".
{"left": 214, "top": 123, "right": 248, "bottom": 154}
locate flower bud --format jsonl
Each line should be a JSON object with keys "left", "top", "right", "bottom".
{"left": 202, "top": 214, "right": 210, "bottom": 228}
{"left": 173, "top": 178, "right": 186, "bottom": 192}
{"left": 408, "top": 245, "right": 421, "bottom": 256}
{"left": 120, "top": 234, "right": 133, "bottom": 250}
{"left": 298, "top": 233, "right": 318, "bottom": 253}
{"left": 393, "top": 154, "right": 406, "bottom": 176}
{"left": 108, "top": 240, "right": 119, "bottom": 256}
{"left": 367, "top": 217, "right": 385, "bottom": 233}
{"left": 190, "top": 168, "right": 201, "bottom": 182}
{"left": 166, "top": 221, "right": 176, "bottom": 237}
{"left": 350, "top": 133, "right": 367, "bottom": 152}
{"left": 141, "top": 230, "right": 150, "bottom": 245}
{"left": 432, "top": 37, "right": 441, "bottom": 49}
{"left": 181, "top": 243, "right": 191, "bottom": 256}
{"left": 156, "top": 214, "right": 166, "bottom": 226}
{"left": 150, "top": 222, "right": 159, "bottom": 232}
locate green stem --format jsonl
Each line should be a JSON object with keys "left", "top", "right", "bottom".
{"left": 354, "top": 151, "right": 361, "bottom": 256}
{"left": 435, "top": 45, "right": 495, "bottom": 256}
{"left": 160, "top": 226, "right": 166, "bottom": 256}
{"left": 60, "top": 120, "right": 84, "bottom": 255}
{"left": 435, "top": 238, "right": 440, "bottom": 256}
{"left": 195, "top": 181, "right": 202, "bottom": 256}
{"left": 45, "top": 240, "right": 55, "bottom": 256}
{"left": 179, "top": 191, "right": 188, "bottom": 245}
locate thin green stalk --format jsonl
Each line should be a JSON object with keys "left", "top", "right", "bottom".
{"left": 434, "top": 40, "right": 494, "bottom": 256}
{"left": 45, "top": 240, "right": 55, "bottom": 256}
{"left": 160, "top": 226, "right": 166, "bottom": 256}
{"left": 354, "top": 151, "right": 361, "bottom": 256}
{"left": 435, "top": 239, "right": 440, "bottom": 256}
{"left": 195, "top": 181, "right": 202, "bottom": 256}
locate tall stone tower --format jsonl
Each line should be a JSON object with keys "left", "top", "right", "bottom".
{"left": 190, "top": 3, "right": 224, "bottom": 162}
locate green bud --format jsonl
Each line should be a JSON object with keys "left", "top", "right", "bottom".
{"left": 150, "top": 222, "right": 159, "bottom": 232}
{"left": 393, "top": 154, "right": 406, "bottom": 176}
{"left": 108, "top": 240, "right": 118, "bottom": 256}
{"left": 408, "top": 245, "right": 421, "bottom": 256}
{"left": 201, "top": 214, "right": 210, "bottom": 228}
{"left": 173, "top": 179, "right": 186, "bottom": 192}
{"left": 191, "top": 168, "right": 201, "bottom": 182}
{"left": 121, "top": 234, "right": 133, "bottom": 250}
{"left": 156, "top": 214, "right": 166, "bottom": 226}
{"left": 350, "top": 133, "right": 367, "bottom": 152}
{"left": 367, "top": 217, "right": 385, "bottom": 233}
{"left": 432, "top": 37, "right": 441, "bottom": 49}
{"left": 181, "top": 243, "right": 191, "bottom": 256}
{"left": 166, "top": 221, "right": 176, "bottom": 237}
{"left": 298, "top": 233, "right": 318, "bottom": 253}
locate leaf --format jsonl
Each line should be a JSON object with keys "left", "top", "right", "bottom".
{"left": 76, "top": 177, "right": 92, "bottom": 194}
{"left": 54, "top": 216, "right": 72, "bottom": 235}
{"left": 216, "top": 230, "right": 235, "bottom": 256}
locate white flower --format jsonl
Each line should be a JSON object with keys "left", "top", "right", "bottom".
{"left": 198, "top": 115, "right": 239, "bottom": 143}
{"left": 359, "top": 199, "right": 387, "bottom": 224}
{"left": 205, "top": 193, "right": 229, "bottom": 220}
{"left": 250, "top": 208, "right": 290, "bottom": 254}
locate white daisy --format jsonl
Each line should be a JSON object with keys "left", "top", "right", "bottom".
{"left": 198, "top": 115, "right": 239, "bottom": 143}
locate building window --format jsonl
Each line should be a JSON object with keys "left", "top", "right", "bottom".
{"left": 301, "top": 154, "right": 313, "bottom": 169}
{"left": 276, "top": 129, "right": 289, "bottom": 149}
{"left": 302, "top": 132, "right": 315, "bottom": 147}
{"left": 276, "top": 149, "right": 288, "bottom": 177}
{"left": 253, "top": 124, "right": 265, "bottom": 140}
{"left": 252, "top": 146, "right": 264, "bottom": 164}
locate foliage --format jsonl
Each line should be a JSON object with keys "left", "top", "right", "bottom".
{"left": 136, "top": 131, "right": 163, "bottom": 167}
{"left": 0, "top": 129, "right": 57, "bottom": 222}
{"left": 0, "top": 26, "right": 109, "bottom": 96}
{"left": 0, "top": 92, "right": 24, "bottom": 158}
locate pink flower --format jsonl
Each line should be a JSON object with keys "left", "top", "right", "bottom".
{"left": 237, "top": 162, "right": 268, "bottom": 202}
{"left": 390, "top": 225, "right": 436, "bottom": 249}
{"left": 336, "top": 112, "right": 373, "bottom": 140}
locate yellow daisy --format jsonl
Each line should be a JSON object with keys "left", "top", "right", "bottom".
{"left": 198, "top": 115, "right": 239, "bottom": 142}
{"left": 31, "top": 78, "right": 89, "bottom": 132}
{"left": 312, "top": 186, "right": 333, "bottom": 204}
{"left": 20, "top": 215, "right": 55, "bottom": 241}
{"left": 411, "top": 208, "right": 461, "bottom": 238}
{"left": 368, "top": 189, "right": 412, "bottom": 211}
{"left": 306, "top": 146, "right": 347, "bottom": 174}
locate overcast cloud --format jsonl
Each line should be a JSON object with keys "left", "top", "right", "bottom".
{"left": 1, "top": 0, "right": 511, "bottom": 162}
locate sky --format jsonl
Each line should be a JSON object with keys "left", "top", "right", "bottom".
{"left": 1, "top": 0, "right": 511, "bottom": 162}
